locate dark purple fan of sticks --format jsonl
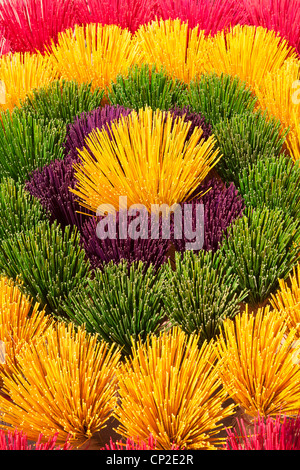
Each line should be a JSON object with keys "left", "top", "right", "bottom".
{"left": 172, "top": 178, "right": 245, "bottom": 254}
{"left": 25, "top": 105, "right": 133, "bottom": 230}
{"left": 25, "top": 104, "right": 219, "bottom": 269}
{"left": 167, "top": 106, "right": 212, "bottom": 142}
{"left": 80, "top": 213, "right": 171, "bottom": 270}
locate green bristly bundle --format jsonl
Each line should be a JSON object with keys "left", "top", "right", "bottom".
{"left": 108, "top": 63, "right": 186, "bottom": 111}
{"left": 220, "top": 207, "right": 300, "bottom": 305}
{"left": 0, "top": 108, "right": 66, "bottom": 183}
{"left": 213, "top": 111, "right": 287, "bottom": 185}
{"left": 161, "top": 250, "right": 248, "bottom": 344}
{"left": 0, "top": 220, "right": 90, "bottom": 317}
{"left": 179, "top": 72, "right": 257, "bottom": 127}
{"left": 63, "top": 260, "right": 165, "bottom": 356}
{"left": 0, "top": 177, "right": 48, "bottom": 240}
{"left": 19, "top": 79, "right": 104, "bottom": 124}
{"left": 238, "top": 154, "right": 300, "bottom": 220}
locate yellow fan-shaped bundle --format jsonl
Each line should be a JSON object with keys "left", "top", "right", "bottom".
{"left": 285, "top": 114, "right": 300, "bottom": 162}
{"left": 134, "top": 19, "right": 212, "bottom": 83}
{"left": 0, "top": 322, "right": 121, "bottom": 447}
{"left": 0, "top": 276, "right": 51, "bottom": 378}
{"left": 114, "top": 327, "right": 235, "bottom": 450}
{"left": 207, "top": 25, "right": 296, "bottom": 91}
{"left": 254, "top": 57, "right": 300, "bottom": 161}
{"left": 47, "top": 23, "right": 140, "bottom": 92}
{"left": 72, "top": 107, "right": 221, "bottom": 214}
{"left": 214, "top": 306, "right": 300, "bottom": 418}
{"left": 271, "top": 265, "right": 300, "bottom": 337}
{"left": 0, "top": 52, "right": 57, "bottom": 112}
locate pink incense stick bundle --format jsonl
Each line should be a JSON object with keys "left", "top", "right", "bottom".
{"left": 241, "top": 0, "right": 300, "bottom": 54}
{"left": 156, "top": 0, "right": 247, "bottom": 35}
{"left": 0, "top": 0, "right": 80, "bottom": 54}
{"left": 77, "top": 0, "right": 158, "bottom": 33}
{"left": 226, "top": 413, "right": 300, "bottom": 450}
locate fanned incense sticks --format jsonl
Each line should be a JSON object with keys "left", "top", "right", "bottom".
{"left": 237, "top": 155, "right": 300, "bottom": 219}
{"left": 101, "top": 434, "right": 179, "bottom": 450}
{"left": 271, "top": 264, "right": 300, "bottom": 310}
{"left": 0, "top": 177, "right": 48, "bottom": 240}
{"left": 207, "top": 25, "right": 296, "bottom": 91}
{"left": 156, "top": 0, "right": 246, "bottom": 35}
{"left": 0, "top": 108, "right": 66, "bottom": 183}
{"left": 0, "top": 221, "right": 91, "bottom": 317}
{"left": 0, "top": 322, "right": 121, "bottom": 446}
{"left": 0, "top": 277, "right": 52, "bottom": 377}
{"left": 108, "top": 64, "right": 186, "bottom": 111}
{"left": 271, "top": 265, "right": 300, "bottom": 337}
{"left": 182, "top": 72, "right": 257, "bottom": 127}
{"left": 172, "top": 178, "right": 245, "bottom": 253}
{"left": 0, "top": 0, "right": 299, "bottom": 451}
{"left": 47, "top": 23, "right": 140, "bottom": 92}
{"left": 64, "top": 105, "right": 133, "bottom": 161}
{"left": 254, "top": 57, "right": 300, "bottom": 162}
{"left": 0, "top": 0, "right": 80, "bottom": 54}
{"left": 134, "top": 19, "right": 211, "bottom": 83}
{"left": 168, "top": 106, "right": 212, "bottom": 142}
{"left": 114, "top": 327, "right": 235, "bottom": 450}
{"left": 0, "top": 52, "right": 57, "bottom": 112}
{"left": 25, "top": 105, "right": 132, "bottom": 230}
{"left": 242, "top": 0, "right": 300, "bottom": 55}
{"left": 214, "top": 110, "right": 287, "bottom": 185}
{"left": 215, "top": 306, "right": 300, "bottom": 417}
{"left": 71, "top": 107, "right": 221, "bottom": 213}
{"left": 162, "top": 250, "right": 248, "bottom": 344}
{"left": 78, "top": 0, "right": 157, "bottom": 34}
{"left": 225, "top": 412, "right": 300, "bottom": 450}
{"left": 0, "top": 429, "right": 72, "bottom": 450}
{"left": 80, "top": 213, "right": 170, "bottom": 270}
{"left": 20, "top": 79, "right": 104, "bottom": 125}
{"left": 63, "top": 260, "right": 166, "bottom": 356}
{"left": 220, "top": 207, "right": 300, "bottom": 304}
{"left": 0, "top": 35, "right": 10, "bottom": 56}
{"left": 25, "top": 155, "right": 94, "bottom": 230}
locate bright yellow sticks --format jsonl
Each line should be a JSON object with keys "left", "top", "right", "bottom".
{"left": 271, "top": 265, "right": 300, "bottom": 336}
{"left": 255, "top": 58, "right": 300, "bottom": 161}
{"left": 285, "top": 114, "right": 300, "bottom": 162}
{"left": 71, "top": 108, "right": 221, "bottom": 214}
{"left": 0, "top": 52, "right": 57, "bottom": 112}
{"left": 215, "top": 306, "right": 300, "bottom": 418}
{"left": 0, "top": 322, "right": 121, "bottom": 447}
{"left": 114, "top": 327, "right": 235, "bottom": 450}
{"left": 207, "top": 25, "right": 296, "bottom": 91}
{"left": 134, "top": 19, "right": 212, "bottom": 83}
{"left": 47, "top": 23, "right": 140, "bottom": 92}
{"left": 0, "top": 276, "right": 51, "bottom": 377}
{"left": 271, "top": 264, "right": 300, "bottom": 310}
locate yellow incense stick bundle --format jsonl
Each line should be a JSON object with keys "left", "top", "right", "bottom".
{"left": 215, "top": 306, "right": 300, "bottom": 418}
{"left": 114, "top": 327, "right": 235, "bottom": 450}
{"left": 47, "top": 23, "right": 140, "bottom": 92}
{"left": 271, "top": 265, "right": 300, "bottom": 336}
{"left": 207, "top": 25, "right": 296, "bottom": 91}
{"left": 71, "top": 107, "right": 221, "bottom": 214}
{"left": 134, "top": 19, "right": 212, "bottom": 83}
{"left": 0, "top": 322, "right": 121, "bottom": 447}
{"left": 0, "top": 52, "right": 57, "bottom": 112}
{"left": 0, "top": 276, "right": 51, "bottom": 376}
{"left": 255, "top": 57, "right": 300, "bottom": 161}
